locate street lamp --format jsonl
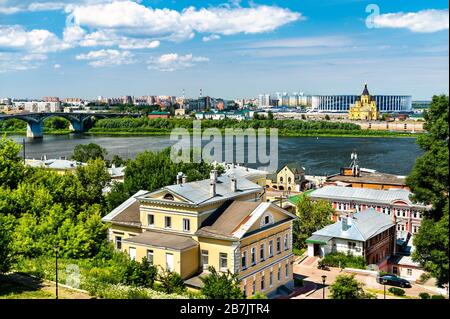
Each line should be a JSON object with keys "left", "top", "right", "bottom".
{"left": 382, "top": 279, "right": 387, "bottom": 299}
{"left": 54, "top": 245, "right": 59, "bottom": 299}
{"left": 321, "top": 275, "right": 327, "bottom": 299}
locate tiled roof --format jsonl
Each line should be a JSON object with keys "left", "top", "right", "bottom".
{"left": 326, "top": 169, "right": 406, "bottom": 186}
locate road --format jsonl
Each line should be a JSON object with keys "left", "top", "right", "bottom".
{"left": 292, "top": 256, "right": 442, "bottom": 299}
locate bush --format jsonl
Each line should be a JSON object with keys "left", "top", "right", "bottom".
{"left": 320, "top": 252, "right": 366, "bottom": 269}
{"left": 431, "top": 295, "right": 445, "bottom": 299}
{"left": 157, "top": 268, "right": 186, "bottom": 294}
{"left": 250, "top": 292, "right": 268, "bottom": 299}
{"left": 417, "top": 272, "right": 431, "bottom": 284}
{"left": 419, "top": 292, "right": 431, "bottom": 299}
{"left": 388, "top": 287, "right": 405, "bottom": 296}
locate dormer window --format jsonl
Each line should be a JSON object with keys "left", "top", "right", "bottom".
{"left": 163, "top": 193, "right": 174, "bottom": 201}
{"left": 260, "top": 212, "right": 274, "bottom": 228}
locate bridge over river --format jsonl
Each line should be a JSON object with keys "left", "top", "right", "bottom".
{"left": 0, "top": 112, "right": 140, "bottom": 138}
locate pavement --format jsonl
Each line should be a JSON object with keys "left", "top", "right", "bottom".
{"left": 292, "top": 256, "right": 444, "bottom": 299}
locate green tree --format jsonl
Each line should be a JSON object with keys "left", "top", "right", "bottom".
{"left": 72, "top": 143, "right": 107, "bottom": 162}
{"left": 293, "top": 197, "right": 334, "bottom": 249}
{"left": 123, "top": 257, "right": 158, "bottom": 288}
{"left": 76, "top": 158, "right": 111, "bottom": 206}
{"left": 406, "top": 95, "right": 449, "bottom": 287}
{"left": 0, "top": 214, "right": 15, "bottom": 273}
{"left": 267, "top": 111, "right": 274, "bottom": 120}
{"left": 329, "top": 274, "right": 375, "bottom": 299}
{"left": 0, "top": 135, "right": 25, "bottom": 189}
{"left": 200, "top": 266, "right": 244, "bottom": 299}
{"left": 111, "top": 154, "right": 125, "bottom": 167}
{"left": 157, "top": 268, "right": 186, "bottom": 294}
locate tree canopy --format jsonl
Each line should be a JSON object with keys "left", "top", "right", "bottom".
{"left": 406, "top": 95, "right": 449, "bottom": 287}
{"left": 72, "top": 143, "right": 107, "bottom": 162}
{"left": 329, "top": 274, "right": 375, "bottom": 299}
{"left": 200, "top": 266, "right": 244, "bottom": 299}
{"left": 293, "top": 196, "right": 334, "bottom": 249}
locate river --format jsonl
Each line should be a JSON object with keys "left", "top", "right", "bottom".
{"left": 11, "top": 134, "right": 423, "bottom": 176}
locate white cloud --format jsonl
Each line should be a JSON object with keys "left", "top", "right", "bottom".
{"left": 67, "top": 1, "right": 301, "bottom": 41}
{"left": 0, "top": 52, "right": 47, "bottom": 73}
{"left": 0, "top": 25, "right": 68, "bottom": 53}
{"left": 373, "top": 9, "right": 449, "bottom": 33}
{"left": 202, "top": 34, "right": 220, "bottom": 42}
{"left": 75, "top": 49, "right": 134, "bottom": 67}
{"left": 147, "top": 53, "right": 209, "bottom": 71}
{"left": 53, "top": 63, "right": 61, "bottom": 68}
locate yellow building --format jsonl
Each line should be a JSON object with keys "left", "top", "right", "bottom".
{"left": 348, "top": 84, "right": 379, "bottom": 121}
{"left": 102, "top": 170, "right": 297, "bottom": 298}
{"left": 266, "top": 164, "right": 306, "bottom": 192}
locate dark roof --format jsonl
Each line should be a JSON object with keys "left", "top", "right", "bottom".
{"left": 362, "top": 83, "right": 370, "bottom": 96}
{"left": 195, "top": 201, "right": 260, "bottom": 240}
{"left": 284, "top": 163, "right": 305, "bottom": 174}
{"left": 327, "top": 170, "right": 406, "bottom": 187}
{"left": 123, "top": 230, "right": 198, "bottom": 251}
{"left": 110, "top": 200, "right": 141, "bottom": 227}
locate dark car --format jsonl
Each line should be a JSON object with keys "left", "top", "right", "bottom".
{"left": 377, "top": 274, "right": 412, "bottom": 288}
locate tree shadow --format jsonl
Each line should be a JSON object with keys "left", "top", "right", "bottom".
{"left": 0, "top": 273, "right": 46, "bottom": 297}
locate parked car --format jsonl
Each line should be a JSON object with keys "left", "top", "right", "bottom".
{"left": 377, "top": 274, "right": 411, "bottom": 288}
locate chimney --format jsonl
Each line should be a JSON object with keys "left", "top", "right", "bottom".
{"left": 347, "top": 216, "right": 353, "bottom": 227}
{"left": 182, "top": 174, "right": 187, "bottom": 184}
{"left": 341, "top": 217, "right": 348, "bottom": 231}
{"left": 176, "top": 172, "right": 183, "bottom": 184}
{"left": 231, "top": 176, "right": 237, "bottom": 192}
{"left": 210, "top": 169, "right": 218, "bottom": 182}
{"left": 210, "top": 180, "right": 216, "bottom": 197}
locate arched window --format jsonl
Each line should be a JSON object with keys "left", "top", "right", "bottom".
{"left": 288, "top": 177, "right": 292, "bottom": 183}
{"left": 279, "top": 177, "right": 284, "bottom": 183}
{"left": 163, "top": 193, "right": 174, "bottom": 200}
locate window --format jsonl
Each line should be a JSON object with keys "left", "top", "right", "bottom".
{"left": 348, "top": 242, "right": 356, "bottom": 250}
{"left": 243, "top": 283, "right": 247, "bottom": 298}
{"left": 261, "top": 273, "right": 265, "bottom": 290}
{"left": 147, "top": 214, "right": 154, "bottom": 226}
{"left": 269, "top": 270, "right": 273, "bottom": 287}
{"left": 163, "top": 193, "right": 174, "bottom": 200}
{"left": 277, "top": 265, "right": 281, "bottom": 281}
{"left": 279, "top": 177, "right": 284, "bottom": 183}
{"left": 147, "top": 250, "right": 154, "bottom": 265}
{"left": 166, "top": 253, "right": 174, "bottom": 271}
{"left": 285, "top": 263, "right": 289, "bottom": 278}
{"left": 115, "top": 236, "right": 122, "bottom": 250}
{"left": 407, "top": 269, "right": 412, "bottom": 276}
{"left": 183, "top": 218, "right": 190, "bottom": 232}
{"left": 129, "top": 247, "right": 136, "bottom": 260}
{"left": 165, "top": 216, "right": 172, "bottom": 228}
{"left": 276, "top": 237, "right": 281, "bottom": 254}
{"left": 219, "top": 253, "right": 228, "bottom": 271}
{"left": 288, "top": 177, "right": 292, "bottom": 183}
{"left": 284, "top": 233, "right": 289, "bottom": 250}
{"left": 251, "top": 247, "right": 256, "bottom": 266}
{"left": 260, "top": 244, "right": 265, "bottom": 261}
{"left": 264, "top": 215, "right": 270, "bottom": 225}
{"left": 201, "top": 250, "right": 209, "bottom": 269}
{"left": 252, "top": 279, "right": 256, "bottom": 295}
{"left": 242, "top": 251, "right": 247, "bottom": 269}
{"left": 268, "top": 240, "right": 274, "bottom": 257}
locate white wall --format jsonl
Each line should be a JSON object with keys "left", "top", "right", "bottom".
{"left": 332, "top": 238, "right": 364, "bottom": 256}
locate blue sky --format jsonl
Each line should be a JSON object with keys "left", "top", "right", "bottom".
{"left": 0, "top": 0, "right": 448, "bottom": 100}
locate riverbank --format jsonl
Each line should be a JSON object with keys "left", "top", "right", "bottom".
{"left": 87, "top": 128, "right": 419, "bottom": 138}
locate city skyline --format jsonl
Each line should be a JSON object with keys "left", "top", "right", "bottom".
{"left": 0, "top": 0, "right": 449, "bottom": 100}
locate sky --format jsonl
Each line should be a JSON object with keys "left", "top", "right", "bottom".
{"left": 0, "top": 0, "right": 448, "bottom": 100}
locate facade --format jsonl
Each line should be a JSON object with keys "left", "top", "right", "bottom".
{"left": 13, "top": 100, "right": 62, "bottom": 113}
{"left": 348, "top": 84, "right": 379, "bottom": 120}
{"left": 102, "top": 171, "right": 296, "bottom": 297}
{"left": 306, "top": 209, "right": 396, "bottom": 265}
{"left": 266, "top": 164, "right": 306, "bottom": 192}
{"left": 311, "top": 94, "right": 412, "bottom": 113}
{"left": 309, "top": 186, "right": 427, "bottom": 238}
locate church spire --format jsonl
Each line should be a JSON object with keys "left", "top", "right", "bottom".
{"left": 362, "top": 83, "right": 370, "bottom": 96}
